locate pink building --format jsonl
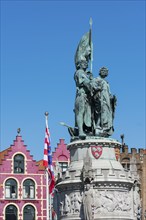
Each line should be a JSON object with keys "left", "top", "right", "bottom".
{"left": 37, "top": 139, "right": 70, "bottom": 182}
{"left": 0, "top": 134, "right": 70, "bottom": 220}
{"left": 52, "top": 139, "right": 70, "bottom": 173}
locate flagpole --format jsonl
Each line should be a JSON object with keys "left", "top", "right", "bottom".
{"left": 45, "top": 112, "right": 49, "bottom": 220}
{"left": 44, "top": 111, "right": 55, "bottom": 220}
{"left": 46, "top": 168, "right": 49, "bottom": 220}
{"left": 89, "top": 17, "right": 93, "bottom": 73}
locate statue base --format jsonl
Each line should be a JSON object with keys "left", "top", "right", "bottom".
{"left": 54, "top": 137, "right": 136, "bottom": 220}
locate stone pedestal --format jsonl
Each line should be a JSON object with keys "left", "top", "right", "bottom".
{"left": 55, "top": 138, "right": 136, "bottom": 220}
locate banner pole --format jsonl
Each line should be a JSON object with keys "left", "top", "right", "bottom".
{"left": 46, "top": 168, "right": 49, "bottom": 220}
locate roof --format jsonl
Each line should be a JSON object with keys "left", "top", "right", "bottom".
{"left": 36, "top": 159, "right": 45, "bottom": 171}
{"left": 0, "top": 147, "right": 12, "bottom": 165}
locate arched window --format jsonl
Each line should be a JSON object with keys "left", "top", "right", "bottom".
{"left": 5, "top": 179, "right": 17, "bottom": 199}
{"left": 23, "top": 205, "right": 35, "bottom": 220}
{"left": 14, "top": 154, "right": 24, "bottom": 173}
{"left": 5, "top": 205, "right": 18, "bottom": 220}
{"left": 23, "top": 179, "right": 35, "bottom": 199}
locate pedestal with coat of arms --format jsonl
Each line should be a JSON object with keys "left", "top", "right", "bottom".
{"left": 54, "top": 137, "right": 137, "bottom": 220}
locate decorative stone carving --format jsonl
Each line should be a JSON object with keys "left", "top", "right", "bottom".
{"left": 64, "top": 194, "right": 71, "bottom": 214}
{"left": 59, "top": 192, "right": 83, "bottom": 217}
{"left": 133, "top": 183, "right": 141, "bottom": 219}
{"left": 74, "top": 193, "right": 82, "bottom": 213}
{"left": 70, "top": 194, "right": 75, "bottom": 214}
{"left": 83, "top": 184, "right": 94, "bottom": 220}
{"left": 94, "top": 190, "right": 132, "bottom": 214}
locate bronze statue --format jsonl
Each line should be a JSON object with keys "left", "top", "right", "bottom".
{"left": 73, "top": 21, "right": 116, "bottom": 139}
{"left": 91, "top": 67, "right": 117, "bottom": 136}
{"left": 74, "top": 60, "right": 93, "bottom": 138}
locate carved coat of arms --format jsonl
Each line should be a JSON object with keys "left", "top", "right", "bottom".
{"left": 91, "top": 145, "right": 102, "bottom": 159}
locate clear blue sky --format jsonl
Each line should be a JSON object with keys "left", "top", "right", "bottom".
{"left": 1, "top": 0, "right": 145, "bottom": 161}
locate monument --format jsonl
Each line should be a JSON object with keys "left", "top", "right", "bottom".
{"left": 54, "top": 19, "right": 141, "bottom": 220}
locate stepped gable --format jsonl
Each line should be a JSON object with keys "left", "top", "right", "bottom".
{"left": 0, "top": 135, "right": 41, "bottom": 174}
{"left": 52, "top": 139, "right": 70, "bottom": 165}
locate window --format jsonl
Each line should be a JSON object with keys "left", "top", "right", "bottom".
{"left": 5, "top": 205, "right": 18, "bottom": 220}
{"left": 59, "top": 162, "right": 68, "bottom": 172}
{"left": 121, "top": 158, "right": 130, "bottom": 171}
{"left": 122, "top": 163, "right": 130, "bottom": 170}
{"left": 23, "top": 179, "right": 35, "bottom": 199}
{"left": 14, "top": 154, "right": 24, "bottom": 173}
{"left": 5, "top": 179, "right": 17, "bottom": 199}
{"left": 23, "top": 205, "right": 35, "bottom": 220}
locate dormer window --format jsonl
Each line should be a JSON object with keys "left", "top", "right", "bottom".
{"left": 14, "top": 154, "right": 24, "bottom": 173}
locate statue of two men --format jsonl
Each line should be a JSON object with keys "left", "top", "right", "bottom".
{"left": 74, "top": 60, "right": 117, "bottom": 138}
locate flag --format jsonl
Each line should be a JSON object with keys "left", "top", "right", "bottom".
{"left": 74, "top": 31, "right": 91, "bottom": 68}
{"left": 43, "top": 116, "right": 55, "bottom": 194}
{"left": 74, "top": 18, "right": 93, "bottom": 72}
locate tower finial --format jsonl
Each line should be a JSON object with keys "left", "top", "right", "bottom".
{"left": 45, "top": 111, "right": 49, "bottom": 117}
{"left": 17, "top": 128, "right": 21, "bottom": 135}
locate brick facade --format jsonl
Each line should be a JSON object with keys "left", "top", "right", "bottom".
{"left": 0, "top": 135, "right": 47, "bottom": 220}
{"left": 120, "top": 145, "right": 146, "bottom": 220}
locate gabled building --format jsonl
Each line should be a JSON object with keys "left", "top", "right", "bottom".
{"left": 52, "top": 139, "right": 70, "bottom": 174}
{"left": 0, "top": 134, "right": 47, "bottom": 220}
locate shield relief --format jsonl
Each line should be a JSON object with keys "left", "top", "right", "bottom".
{"left": 91, "top": 145, "right": 103, "bottom": 159}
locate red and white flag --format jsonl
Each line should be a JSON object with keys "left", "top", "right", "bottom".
{"left": 43, "top": 116, "right": 55, "bottom": 194}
